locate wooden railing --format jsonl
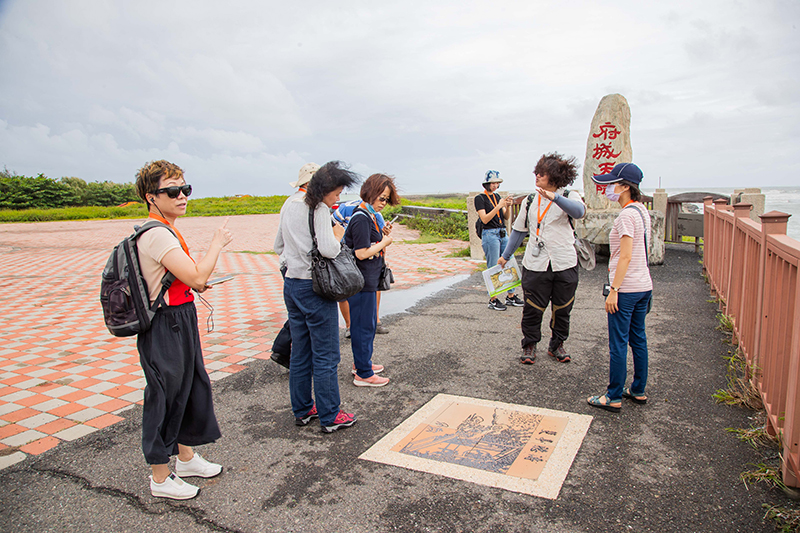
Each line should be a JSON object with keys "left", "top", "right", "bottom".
{"left": 703, "top": 198, "right": 800, "bottom": 487}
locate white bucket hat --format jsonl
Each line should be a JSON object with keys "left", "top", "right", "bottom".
{"left": 289, "top": 163, "right": 321, "bottom": 188}
{"left": 482, "top": 170, "right": 502, "bottom": 185}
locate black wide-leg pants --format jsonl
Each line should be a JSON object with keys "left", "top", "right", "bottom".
{"left": 520, "top": 265, "right": 579, "bottom": 349}
{"left": 137, "top": 302, "right": 221, "bottom": 465}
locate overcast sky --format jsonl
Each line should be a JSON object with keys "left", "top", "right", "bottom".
{"left": 1, "top": 0, "right": 798, "bottom": 198}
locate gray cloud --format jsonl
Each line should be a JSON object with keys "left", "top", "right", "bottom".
{"left": 1, "top": 0, "right": 799, "bottom": 197}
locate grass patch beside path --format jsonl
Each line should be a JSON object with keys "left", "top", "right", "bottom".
{"left": 0, "top": 195, "right": 289, "bottom": 223}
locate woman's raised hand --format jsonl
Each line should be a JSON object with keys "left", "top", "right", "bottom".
{"left": 213, "top": 217, "right": 233, "bottom": 248}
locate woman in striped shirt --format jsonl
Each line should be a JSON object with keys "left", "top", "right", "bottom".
{"left": 587, "top": 163, "right": 652, "bottom": 413}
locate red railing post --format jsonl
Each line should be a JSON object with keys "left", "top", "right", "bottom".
{"left": 713, "top": 199, "right": 730, "bottom": 302}
{"left": 726, "top": 204, "right": 752, "bottom": 331}
{"left": 756, "top": 211, "right": 791, "bottom": 436}
{"left": 783, "top": 270, "right": 800, "bottom": 487}
{"left": 703, "top": 197, "right": 713, "bottom": 279}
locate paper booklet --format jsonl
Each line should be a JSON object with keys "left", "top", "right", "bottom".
{"left": 482, "top": 256, "right": 522, "bottom": 298}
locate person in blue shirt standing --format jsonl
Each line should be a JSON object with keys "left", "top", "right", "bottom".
{"left": 344, "top": 173, "right": 400, "bottom": 387}
{"left": 333, "top": 199, "right": 393, "bottom": 337}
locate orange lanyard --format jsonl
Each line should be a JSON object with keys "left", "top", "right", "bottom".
{"left": 358, "top": 202, "right": 384, "bottom": 257}
{"left": 535, "top": 194, "right": 554, "bottom": 237}
{"left": 483, "top": 191, "right": 502, "bottom": 223}
{"left": 148, "top": 213, "right": 190, "bottom": 256}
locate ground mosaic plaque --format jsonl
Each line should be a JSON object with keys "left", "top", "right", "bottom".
{"left": 359, "top": 394, "right": 592, "bottom": 499}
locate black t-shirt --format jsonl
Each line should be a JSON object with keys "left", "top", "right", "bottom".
{"left": 474, "top": 192, "right": 505, "bottom": 230}
{"left": 344, "top": 208, "right": 384, "bottom": 292}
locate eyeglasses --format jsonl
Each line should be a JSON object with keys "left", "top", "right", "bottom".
{"left": 377, "top": 196, "right": 390, "bottom": 203}
{"left": 154, "top": 184, "right": 192, "bottom": 199}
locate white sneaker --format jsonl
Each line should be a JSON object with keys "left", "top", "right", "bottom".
{"left": 150, "top": 473, "right": 199, "bottom": 500}
{"left": 175, "top": 453, "right": 223, "bottom": 478}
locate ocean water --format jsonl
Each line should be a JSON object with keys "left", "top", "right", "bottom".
{"left": 644, "top": 187, "right": 800, "bottom": 242}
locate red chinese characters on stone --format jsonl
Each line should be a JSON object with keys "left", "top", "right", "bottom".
{"left": 592, "top": 122, "right": 621, "bottom": 141}
{"left": 590, "top": 121, "right": 623, "bottom": 184}
{"left": 592, "top": 143, "right": 621, "bottom": 160}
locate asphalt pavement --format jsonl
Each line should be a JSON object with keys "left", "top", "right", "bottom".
{"left": 0, "top": 244, "right": 790, "bottom": 533}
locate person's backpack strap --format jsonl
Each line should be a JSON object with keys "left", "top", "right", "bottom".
{"left": 623, "top": 204, "right": 649, "bottom": 264}
{"left": 523, "top": 193, "right": 535, "bottom": 230}
{"left": 134, "top": 221, "right": 177, "bottom": 311}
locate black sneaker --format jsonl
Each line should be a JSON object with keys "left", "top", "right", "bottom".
{"left": 548, "top": 342, "right": 571, "bottom": 363}
{"left": 488, "top": 298, "right": 507, "bottom": 311}
{"left": 520, "top": 344, "right": 536, "bottom": 364}
{"left": 505, "top": 294, "right": 524, "bottom": 307}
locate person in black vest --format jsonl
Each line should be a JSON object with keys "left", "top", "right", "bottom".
{"left": 475, "top": 170, "right": 523, "bottom": 311}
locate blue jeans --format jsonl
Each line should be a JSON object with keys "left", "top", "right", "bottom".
{"left": 482, "top": 228, "right": 514, "bottom": 297}
{"left": 284, "top": 278, "right": 341, "bottom": 426}
{"left": 607, "top": 290, "right": 651, "bottom": 402}
{"left": 348, "top": 290, "right": 378, "bottom": 378}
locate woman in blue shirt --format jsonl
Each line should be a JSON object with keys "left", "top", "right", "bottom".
{"left": 344, "top": 173, "right": 400, "bottom": 387}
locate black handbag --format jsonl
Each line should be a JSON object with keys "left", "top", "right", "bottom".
{"left": 378, "top": 264, "right": 394, "bottom": 291}
{"left": 308, "top": 209, "right": 364, "bottom": 301}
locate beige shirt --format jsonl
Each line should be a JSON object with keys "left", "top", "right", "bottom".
{"left": 512, "top": 189, "right": 584, "bottom": 272}
{"left": 137, "top": 224, "right": 182, "bottom": 305}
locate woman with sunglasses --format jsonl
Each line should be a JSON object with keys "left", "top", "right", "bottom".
{"left": 134, "top": 160, "right": 233, "bottom": 500}
{"left": 587, "top": 162, "right": 652, "bottom": 413}
{"left": 275, "top": 161, "right": 360, "bottom": 432}
{"left": 344, "top": 173, "right": 400, "bottom": 387}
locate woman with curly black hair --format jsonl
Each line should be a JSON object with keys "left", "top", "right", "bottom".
{"left": 275, "top": 161, "right": 361, "bottom": 432}
{"left": 498, "top": 152, "right": 586, "bottom": 365}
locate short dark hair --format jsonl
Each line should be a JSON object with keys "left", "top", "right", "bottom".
{"left": 620, "top": 180, "right": 642, "bottom": 202}
{"left": 305, "top": 161, "right": 360, "bottom": 208}
{"left": 533, "top": 152, "right": 579, "bottom": 189}
{"left": 360, "top": 173, "right": 400, "bottom": 205}
{"left": 135, "top": 160, "right": 184, "bottom": 211}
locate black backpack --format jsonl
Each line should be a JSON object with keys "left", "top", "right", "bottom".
{"left": 100, "top": 221, "right": 176, "bottom": 337}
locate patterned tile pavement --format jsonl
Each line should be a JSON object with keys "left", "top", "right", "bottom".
{"left": 0, "top": 215, "right": 478, "bottom": 465}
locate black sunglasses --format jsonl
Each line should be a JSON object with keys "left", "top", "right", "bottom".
{"left": 154, "top": 184, "right": 192, "bottom": 199}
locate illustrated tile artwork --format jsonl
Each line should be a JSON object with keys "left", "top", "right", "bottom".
{"left": 360, "top": 394, "right": 592, "bottom": 499}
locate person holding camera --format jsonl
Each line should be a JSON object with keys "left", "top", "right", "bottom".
{"left": 476, "top": 170, "right": 523, "bottom": 311}
{"left": 498, "top": 153, "right": 585, "bottom": 365}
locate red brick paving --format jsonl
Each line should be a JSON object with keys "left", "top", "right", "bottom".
{"left": 0, "top": 214, "right": 478, "bottom": 465}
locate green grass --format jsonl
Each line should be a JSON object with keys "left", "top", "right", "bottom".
{"left": 0, "top": 195, "right": 290, "bottom": 223}
{"left": 0, "top": 204, "right": 149, "bottom": 222}
{"left": 403, "top": 234, "right": 446, "bottom": 244}
{"left": 398, "top": 195, "right": 467, "bottom": 210}
{"left": 446, "top": 247, "right": 472, "bottom": 258}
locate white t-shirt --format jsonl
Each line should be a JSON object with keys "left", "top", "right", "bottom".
{"left": 137, "top": 225, "right": 182, "bottom": 305}
{"left": 609, "top": 203, "right": 653, "bottom": 293}
{"left": 512, "top": 189, "right": 584, "bottom": 272}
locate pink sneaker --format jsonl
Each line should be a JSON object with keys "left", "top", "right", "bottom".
{"left": 294, "top": 404, "right": 319, "bottom": 426}
{"left": 353, "top": 374, "right": 390, "bottom": 387}
{"left": 352, "top": 364, "right": 384, "bottom": 375}
{"left": 321, "top": 410, "right": 357, "bottom": 433}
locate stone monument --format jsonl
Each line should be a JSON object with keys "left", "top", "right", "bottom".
{"left": 573, "top": 94, "right": 665, "bottom": 264}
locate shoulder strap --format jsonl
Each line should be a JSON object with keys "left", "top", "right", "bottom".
{"left": 308, "top": 207, "right": 320, "bottom": 258}
{"left": 562, "top": 189, "right": 576, "bottom": 232}
{"left": 131, "top": 221, "right": 176, "bottom": 311}
{"left": 523, "top": 193, "right": 535, "bottom": 230}
{"left": 623, "top": 204, "right": 649, "bottom": 263}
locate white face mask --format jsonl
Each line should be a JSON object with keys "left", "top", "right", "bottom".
{"left": 605, "top": 184, "right": 621, "bottom": 202}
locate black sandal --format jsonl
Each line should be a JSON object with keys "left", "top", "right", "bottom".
{"left": 622, "top": 387, "right": 647, "bottom": 404}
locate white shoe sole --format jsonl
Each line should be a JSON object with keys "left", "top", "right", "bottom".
{"left": 151, "top": 487, "right": 200, "bottom": 500}
{"left": 175, "top": 466, "right": 223, "bottom": 478}
{"left": 353, "top": 377, "right": 390, "bottom": 387}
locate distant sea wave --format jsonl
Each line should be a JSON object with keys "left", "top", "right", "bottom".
{"left": 642, "top": 186, "right": 800, "bottom": 241}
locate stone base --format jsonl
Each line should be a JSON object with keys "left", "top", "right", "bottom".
{"left": 573, "top": 209, "right": 665, "bottom": 265}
